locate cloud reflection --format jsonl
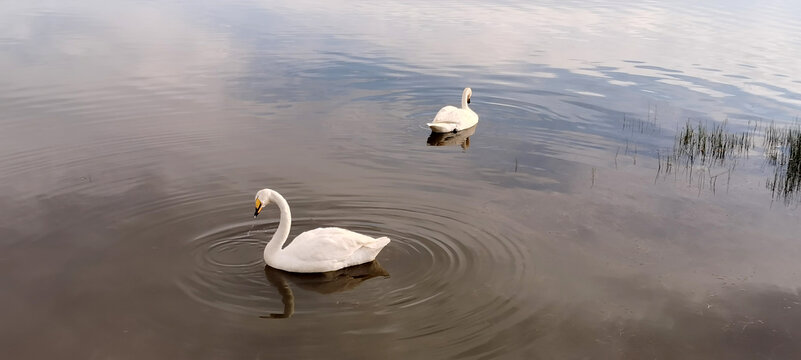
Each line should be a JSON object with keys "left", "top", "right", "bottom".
{"left": 238, "top": 0, "right": 801, "bottom": 117}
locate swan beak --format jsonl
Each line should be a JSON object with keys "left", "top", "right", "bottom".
{"left": 254, "top": 199, "right": 262, "bottom": 218}
{"left": 467, "top": 98, "right": 471, "bottom": 104}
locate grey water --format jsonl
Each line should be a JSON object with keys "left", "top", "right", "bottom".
{"left": 2, "top": 0, "right": 801, "bottom": 358}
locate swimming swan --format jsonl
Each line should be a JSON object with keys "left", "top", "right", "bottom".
{"left": 427, "top": 87, "right": 478, "bottom": 133}
{"left": 254, "top": 189, "right": 391, "bottom": 273}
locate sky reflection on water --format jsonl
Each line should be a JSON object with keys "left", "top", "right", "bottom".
{"left": 1, "top": 0, "right": 801, "bottom": 359}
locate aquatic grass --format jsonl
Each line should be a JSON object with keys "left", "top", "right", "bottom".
{"left": 656, "top": 118, "right": 757, "bottom": 195}
{"left": 673, "top": 118, "right": 756, "bottom": 167}
{"left": 658, "top": 118, "right": 755, "bottom": 173}
{"left": 651, "top": 118, "right": 801, "bottom": 204}
{"left": 618, "top": 105, "right": 660, "bottom": 168}
{"left": 621, "top": 104, "right": 661, "bottom": 135}
{"left": 764, "top": 121, "right": 801, "bottom": 204}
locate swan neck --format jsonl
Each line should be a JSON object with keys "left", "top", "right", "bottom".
{"left": 265, "top": 191, "right": 291, "bottom": 259}
{"left": 461, "top": 90, "right": 471, "bottom": 110}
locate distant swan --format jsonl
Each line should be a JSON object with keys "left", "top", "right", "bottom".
{"left": 253, "top": 188, "right": 391, "bottom": 273}
{"left": 427, "top": 87, "right": 478, "bottom": 133}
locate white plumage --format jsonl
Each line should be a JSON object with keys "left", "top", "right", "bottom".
{"left": 427, "top": 87, "right": 479, "bottom": 133}
{"left": 254, "top": 189, "right": 390, "bottom": 273}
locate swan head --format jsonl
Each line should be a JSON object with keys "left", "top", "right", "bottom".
{"left": 254, "top": 188, "right": 274, "bottom": 217}
{"left": 462, "top": 87, "right": 473, "bottom": 106}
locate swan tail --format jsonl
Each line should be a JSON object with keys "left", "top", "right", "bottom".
{"left": 428, "top": 123, "right": 457, "bottom": 133}
{"left": 364, "top": 236, "right": 390, "bottom": 249}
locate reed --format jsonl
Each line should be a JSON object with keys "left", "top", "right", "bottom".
{"left": 654, "top": 118, "right": 800, "bottom": 203}
{"left": 673, "top": 118, "right": 755, "bottom": 167}
{"left": 764, "top": 121, "right": 801, "bottom": 203}
{"left": 657, "top": 118, "right": 757, "bottom": 196}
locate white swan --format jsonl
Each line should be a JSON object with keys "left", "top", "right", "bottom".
{"left": 427, "top": 87, "right": 479, "bottom": 133}
{"left": 253, "top": 189, "right": 391, "bottom": 273}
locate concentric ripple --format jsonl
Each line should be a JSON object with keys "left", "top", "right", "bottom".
{"left": 173, "top": 192, "right": 532, "bottom": 347}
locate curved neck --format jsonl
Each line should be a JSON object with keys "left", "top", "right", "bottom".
{"left": 264, "top": 191, "right": 291, "bottom": 259}
{"left": 461, "top": 90, "right": 471, "bottom": 109}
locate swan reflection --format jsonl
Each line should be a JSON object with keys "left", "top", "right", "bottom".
{"left": 261, "top": 261, "right": 389, "bottom": 319}
{"left": 427, "top": 125, "right": 477, "bottom": 150}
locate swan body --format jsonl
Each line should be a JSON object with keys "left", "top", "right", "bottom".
{"left": 254, "top": 189, "right": 391, "bottom": 273}
{"left": 427, "top": 87, "right": 478, "bottom": 133}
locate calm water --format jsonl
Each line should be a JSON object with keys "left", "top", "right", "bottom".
{"left": 2, "top": 0, "right": 801, "bottom": 358}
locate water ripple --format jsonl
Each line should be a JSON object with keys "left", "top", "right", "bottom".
{"left": 172, "top": 192, "right": 531, "bottom": 345}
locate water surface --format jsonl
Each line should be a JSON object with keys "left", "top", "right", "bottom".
{"left": 2, "top": 0, "right": 801, "bottom": 358}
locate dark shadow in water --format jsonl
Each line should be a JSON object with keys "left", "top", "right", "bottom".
{"left": 261, "top": 261, "right": 389, "bottom": 319}
{"left": 426, "top": 125, "right": 476, "bottom": 151}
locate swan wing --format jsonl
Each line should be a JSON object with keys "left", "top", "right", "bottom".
{"left": 431, "top": 106, "right": 461, "bottom": 124}
{"left": 284, "top": 227, "right": 384, "bottom": 263}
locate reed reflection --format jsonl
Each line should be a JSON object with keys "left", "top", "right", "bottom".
{"left": 261, "top": 261, "right": 389, "bottom": 319}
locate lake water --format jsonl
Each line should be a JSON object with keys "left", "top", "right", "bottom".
{"left": 2, "top": 0, "right": 801, "bottom": 358}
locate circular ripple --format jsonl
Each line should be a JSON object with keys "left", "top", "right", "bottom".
{"left": 174, "top": 193, "right": 532, "bottom": 340}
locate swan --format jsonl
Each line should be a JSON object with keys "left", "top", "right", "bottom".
{"left": 427, "top": 87, "right": 478, "bottom": 133}
{"left": 253, "top": 188, "right": 391, "bottom": 273}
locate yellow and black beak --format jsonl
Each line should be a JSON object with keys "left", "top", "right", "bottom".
{"left": 254, "top": 199, "right": 262, "bottom": 218}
